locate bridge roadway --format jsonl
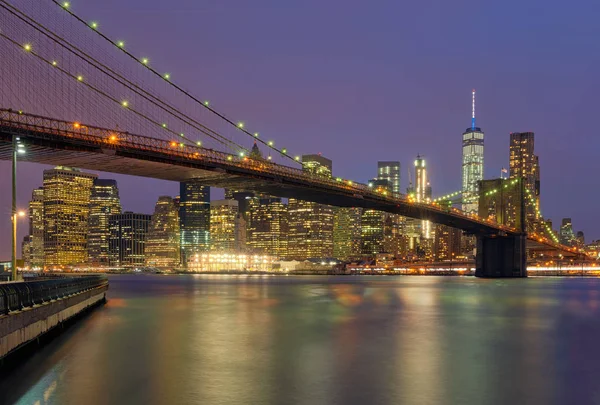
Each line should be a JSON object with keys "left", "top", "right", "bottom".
{"left": 0, "top": 109, "right": 585, "bottom": 257}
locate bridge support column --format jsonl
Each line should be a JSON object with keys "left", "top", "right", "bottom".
{"left": 475, "top": 234, "right": 527, "bottom": 278}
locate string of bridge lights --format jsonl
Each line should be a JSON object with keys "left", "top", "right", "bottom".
{"left": 7, "top": 34, "right": 208, "bottom": 150}
{"left": 54, "top": 0, "right": 302, "bottom": 164}
{"left": 0, "top": 0, "right": 248, "bottom": 152}
{"left": 525, "top": 188, "right": 560, "bottom": 243}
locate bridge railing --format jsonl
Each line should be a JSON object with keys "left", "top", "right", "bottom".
{"left": 0, "top": 109, "right": 563, "bottom": 240}
{"left": 0, "top": 274, "right": 108, "bottom": 315}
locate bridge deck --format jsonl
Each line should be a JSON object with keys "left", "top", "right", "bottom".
{"left": 0, "top": 109, "right": 586, "bottom": 258}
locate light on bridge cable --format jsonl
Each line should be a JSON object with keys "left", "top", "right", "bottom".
{"left": 62, "top": 2, "right": 70, "bottom": 9}
{"left": 237, "top": 122, "right": 244, "bottom": 129}
{"left": 121, "top": 100, "right": 129, "bottom": 108}
{"left": 77, "top": 75, "right": 83, "bottom": 82}
{"left": 164, "top": 73, "right": 171, "bottom": 80}
{"left": 203, "top": 101, "right": 209, "bottom": 106}
{"left": 141, "top": 58, "right": 149, "bottom": 65}
{"left": 90, "top": 22, "right": 98, "bottom": 30}
{"left": 117, "top": 41, "right": 125, "bottom": 48}
{"left": 23, "top": 44, "right": 32, "bottom": 52}
{"left": 161, "top": 123, "right": 167, "bottom": 128}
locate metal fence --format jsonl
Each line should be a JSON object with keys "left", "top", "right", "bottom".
{"left": 0, "top": 275, "right": 108, "bottom": 315}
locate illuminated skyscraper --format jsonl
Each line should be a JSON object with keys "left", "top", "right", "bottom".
{"left": 43, "top": 167, "right": 97, "bottom": 267}
{"left": 434, "top": 224, "right": 462, "bottom": 261}
{"left": 287, "top": 154, "right": 334, "bottom": 259}
{"left": 210, "top": 199, "right": 245, "bottom": 251}
{"left": 88, "top": 179, "right": 121, "bottom": 266}
{"left": 146, "top": 196, "right": 180, "bottom": 268}
{"left": 509, "top": 132, "right": 540, "bottom": 225}
{"left": 179, "top": 181, "right": 210, "bottom": 265}
{"left": 28, "top": 187, "right": 44, "bottom": 268}
{"left": 333, "top": 207, "right": 362, "bottom": 261}
{"left": 247, "top": 196, "right": 288, "bottom": 257}
{"left": 302, "top": 154, "right": 332, "bottom": 178}
{"left": 287, "top": 199, "right": 334, "bottom": 259}
{"left": 377, "top": 161, "right": 401, "bottom": 196}
{"left": 462, "top": 90, "right": 484, "bottom": 214}
{"left": 361, "top": 209, "right": 387, "bottom": 256}
{"left": 559, "top": 218, "right": 575, "bottom": 246}
{"left": 109, "top": 212, "right": 151, "bottom": 268}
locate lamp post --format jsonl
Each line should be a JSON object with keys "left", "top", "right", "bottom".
{"left": 11, "top": 135, "right": 25, "bottom": 281}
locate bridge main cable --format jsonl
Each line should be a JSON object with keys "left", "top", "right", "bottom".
{"left": 0, "top": 0, "right": 247, "bottom": 153}
{"left": 50, "top": 0, "right": 300, "bottom": 165}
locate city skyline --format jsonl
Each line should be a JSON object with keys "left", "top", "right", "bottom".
{"left": 1, "top": 0, "right": 599, "bottom": 258}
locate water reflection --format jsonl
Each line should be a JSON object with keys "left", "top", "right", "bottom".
{"left": 2, "top": 275, "right": 600, "bottom": 404}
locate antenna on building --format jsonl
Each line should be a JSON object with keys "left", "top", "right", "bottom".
{"left": 471, "top": 89, "right": 476, "bottom": 130}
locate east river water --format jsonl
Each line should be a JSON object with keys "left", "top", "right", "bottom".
{"left": 2, "top": 274, "right": 600, "bottom": 405}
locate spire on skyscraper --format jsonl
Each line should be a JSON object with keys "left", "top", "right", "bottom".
{"left": 471, "top": 89, "right": 476, "bottom": 130}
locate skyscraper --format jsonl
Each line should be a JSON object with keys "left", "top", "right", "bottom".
{"left": 287, "top": 199, "right": 334, "bottom": 259}
{"left": 377, "top": 161, "right": 401, "bottom": 196}
{"left": 146, "top": 196, "right": 180, "bottom": 268}
{"left": 210, "top": 199, "right": 245, "bottom": 251}
{"left": 88, "top": 179, "right": 121, "bottom": 266}
{"left": 247, "top": 196, "right": 288, "bottom": 257}
{"left": 333, "top": 207, "right": 362, "bottom": 261}
{"left": 287, "top": 154, "right": 334, "bottom": 259}
{"left": 559, "top": 218, "right": 575, "bottom": 246}
{"left": 43, "top": 167, "right": 97, "bottom": 267}
{"left": 361, "top": 209, "right": 387, "bottom": 256}
{"left": 179, "top": 181, "right": 210, "bottom": 265}
{"left": 302, "top": 154, "right": 332, "bottom": 178}
{"left": 109, "top": 212, "right": 151, "bottom": 268}
{"left": 509, "top": 132, "right": 540, "bottom": 226}
{"left": 28, "top": 187, "right": 44, "bottom": 268}
{"left": 434, "top": 224, "right": 462, "bottom": 261}
{"left": 462, "top": 90, "right": 484, "bottom": 215}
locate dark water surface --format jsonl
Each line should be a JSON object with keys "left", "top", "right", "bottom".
{"left": 3, "top": 274, "right": 600, "bottom": 405}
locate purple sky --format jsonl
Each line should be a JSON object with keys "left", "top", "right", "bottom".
{"left": 1, "top": 0, "right": 599, "bottom": 258}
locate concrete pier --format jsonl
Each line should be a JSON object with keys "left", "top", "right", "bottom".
{"left": 0, "top": 283, "right": 108, "bottom": 359}
{"left": 475, "top": 234, "right": 527, "bottom": 278}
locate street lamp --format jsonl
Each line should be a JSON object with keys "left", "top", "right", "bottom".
{"left": 11, "top": 136, "right": 25, "bottom": 281}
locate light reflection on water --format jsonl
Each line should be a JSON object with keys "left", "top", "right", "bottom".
{"left": 3, "top": 275, "right": 600, "bottom": 405}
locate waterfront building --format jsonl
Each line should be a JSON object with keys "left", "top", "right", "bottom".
{"left": 377, "top": 161, "right": 401, "bottom": 196}
{"left": 88, "top": 179, "right": 121, "bottom": 266}
{"left": 462, "top": 90, "right": 484, "bottom": 215}
{"left": 187, "top": 252, "right": 276, "bottom": 272}
{"left": 28, "top": 188, "right": 44, "bottom": 268}
{"left": 43, "top": 167, "right": 97, "bottom": 267}
{"left": 109, "top": 212, "right": 151, "bottom": 268}
{"left": 145, "top": 196, "right": 180, "bottom": 268}
{"left": 247, "top": 197, "right": 288, "bottom": 257}
{"left": 509, "top": 131, "right": 540, "bottom": 225}
{"left": 179, "top": 181, "right": 210, "bottom": 265}
{"left": 210, "top": 199, "right": 246, "bottom": 251}
{"left": 333, "top": 207, "right": 362, "bottom": 261}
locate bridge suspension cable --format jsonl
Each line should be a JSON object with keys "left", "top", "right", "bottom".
{"left": 49, "top": 0, "right": 300, "bottom": 165}
{"left": 0, "top": 0, "right": 248, "bottom": 154}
